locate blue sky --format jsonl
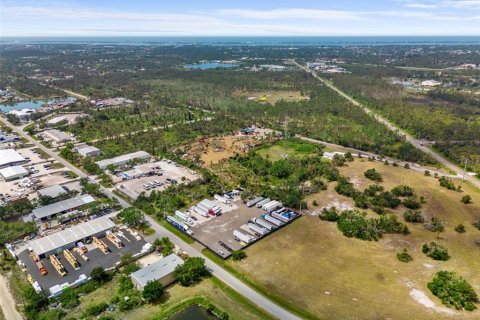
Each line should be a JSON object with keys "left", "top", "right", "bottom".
{"left": 1, "top": 0, "right": 479, "bottom": 36}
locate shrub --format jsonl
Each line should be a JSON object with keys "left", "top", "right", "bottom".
{"left": 83, "top": 302, "right": 108, "bottom": 317}
{"left": 455, "top": 224, "right": 466, "bottom": 233}
{"left": 231, "top": 250, "right": 247, "bottom": 261}
{"left": 370, "top": 191, "right": 401, "bottom": 209}
{"left": 461, "top": 195, "right": 472, "bottom": 204}
{"left": 474, "top": 221, "right": 480, "bottom": 230}
{"left": 337, "top": 210, "right": 381, "bottom": 241}
{"left": 424, "top": 170, "right": 431, "bottom": 176}
{"left": 143, "top": 281, "right": 164, "bottom": 303}
{"left": 90, "top": 267, "right": 111, "bottom": 283}
{"left": 364, "top": 168, "right": 383, "bottom": 182}
{"left": 402, "top": 197, "right": 422, "bottom": 210}
{"left": 319, "top": 207, "right": 340, "bottom": 222}
{"left": 59, "top": 287, "right": 79, "bottom": 309}
{"left": 363, "top": 184, "right": 384, "bottom": 197}
{"left": 391, "top": 185, "right": 415, "bottom": 197}
{"left": 439, "top": 176, "right": 456, "bottom": 190}
{"left": 404, "top": 210, "right": 425, "bottom": 223}
{"left": 422, "top": 242, "right": 450, "bottom": 261}
{"left": 312, "top": 200, "right": 319, "bottom": 206}
{"left": 428, "top": 271, "right": 478, "bottom": 311}
{"left": 424, "top": 217, "right": 444, "bottom": 232}
{"left": 397, "top": 249, "right": 413, "bottom": 263}
{"left": 174, "top": 257, "right": 209, "bottom": 286}
{"left": 376, "top": 215, "right": 409, "bottom": 235}
{"left": 335, "top": 177, "right": 359, "bottom": 198}
{"left": 404, "top": 163, "right": 410, "bottom": 169}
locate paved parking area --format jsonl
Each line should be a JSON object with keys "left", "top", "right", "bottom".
{"left": 116, "top": 160, "right": 200, "bottom": 200}
{"left": 16, "top": 147, "right": 49, "bottom": 164}
{"left": 190, "top": 200, "right": 264, "bottom": 258}
{"left": 19, "top": 230, "right": 147, "bottom": 291}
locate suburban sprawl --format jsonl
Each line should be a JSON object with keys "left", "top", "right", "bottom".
{"left": 0, "top": 40, "right": 479, "bottom": 320}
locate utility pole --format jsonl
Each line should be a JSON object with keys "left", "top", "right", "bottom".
{"left": 462, "top": 158, "right": 468, "bottom": 181}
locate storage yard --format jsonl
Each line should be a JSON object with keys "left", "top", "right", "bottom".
{"left": 17, "top": 217, "right": 148, "bottom": 295}
{"left": 166, "top": 193, "right": 300, "bottom": 258}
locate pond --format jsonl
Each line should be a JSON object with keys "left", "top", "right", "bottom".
{"left": 0, "top": 98, "right": 73, "bottom": 113}
{"left": 169, "top": 304, "right": 217, "bottom": 320}
{"left": 184, "top": 62, "right": 239, "bottom": 70}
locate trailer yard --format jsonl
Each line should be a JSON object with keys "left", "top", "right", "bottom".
{"left": 181, "top": 196, "right": 300, "bottom": 258}
{"left": 17, "top": 229, "right": 147, "bottom": 294}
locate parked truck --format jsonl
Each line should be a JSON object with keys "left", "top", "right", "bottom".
{"left": 252, "top": 217, "right": 276, "bottom": 231}
{"left": 198, "top": 200, "right": 221, "bottom": 216}
{"left": 233, "top": 230, "right": 254, "bottom": 244}
{"left": 214, "top": 194, "right": 231, "bottom": 205}
{"left": 36, "top": 261, "right": 48, "bottom": 276}
{"left": 264, "top": 214, "right": 284, "bottom": 227}
{"left": 175, "top": 210, "right": 194, "bottom": 225}
{"left": 166, "top": 216, "right": 193, "bottom": 235}
{"left": 264, "top": 201, "right": 283, "bottom": 213}
{"left": 247, "top": 197, "right": 264, "bottom": 207}
{"left": 248, "top": 223, "right": 268, "bottom": 236}
{"left": 192, "top": 206, "right": 209, "bottom": 218}
{"left": 271, "top": 210, "right": 295, "bottom": 222}
{"left": 255, "top": 198, "right": 271, "bottom": 208}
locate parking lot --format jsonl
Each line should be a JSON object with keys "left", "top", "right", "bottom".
{"left": 116, "top": 160, "right": 200, "bottom": 199}
{"left": 18, "top": 230, "right": 147, "bottom": 291}
{"left": 189, "top": 200, "right": 270, "bottom": 258}
{"left": 16, "top": 147, "right": 50, "bottom": 164}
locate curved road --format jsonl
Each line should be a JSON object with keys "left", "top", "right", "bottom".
{"left": 292, "top": 60, "right": 480, "bottom": 190}
{"left": 2, "top": 118, "right": 300, "bottom": 320}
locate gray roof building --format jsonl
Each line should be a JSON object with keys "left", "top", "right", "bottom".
{"left": 130, "top": 254, "right": 184, "bottom": 290}
{"left": 37, "top": 185, "right": 68, "bottom": 199}
{"left": 95, "top": 151, "right": 151, "bottom": 169}
{"left": 28, "top": 217, "right": 115, "bottom": 258}
{"left": 0, "top": 149, "right": 25, "bottom": 168}
{"left": 77, "top": 145, "right": 101, "bottom": 157}
{"left": 32, "top": 194, "right": 95, "bottom": 220}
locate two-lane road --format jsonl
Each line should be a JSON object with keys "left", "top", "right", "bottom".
{"left": 2, "top": 118, "right": 300, "bottom": 320}
{"left": 291, "top": 60, "right": 480, "bottom": 190}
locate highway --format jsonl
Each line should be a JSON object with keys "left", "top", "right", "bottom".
{"left": 1, "top": 118, "right": 300, "bottom": 320}
{"left": 291, "top": 60, "right": 480, "bottom": 190}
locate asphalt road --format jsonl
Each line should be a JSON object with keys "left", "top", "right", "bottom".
{"left": 2, "top": 118, "right": 300, "bottom": 320}
{"left": 292, "top": 60, "right": 480, "bottom": 190}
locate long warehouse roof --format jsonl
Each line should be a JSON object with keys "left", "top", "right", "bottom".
{"left": 28, "top": 217, "right": 115, "bottom": 256}
{"left": 95, "top": 151, "right": 150, "bottom": 168}
{"left": 0, "top": 165, "right": 28, "bottom": 178}
{"left": 32, "top": 194, "right": 95, "bottom": 219}
{"left": 0, "top": 149, "right": 25, "bottom": 167}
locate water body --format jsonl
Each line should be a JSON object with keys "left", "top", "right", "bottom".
{"left": 0, "top": 98, "right": 73, "bottom": 113}
{"left": 169, "top": 305, "right": 217, "bottom": 320}
{"left": 184, "top": 62, "right": 239, "bottom": 70}
{"left": 2, "top": 36, "right": 479, "bottom": 46}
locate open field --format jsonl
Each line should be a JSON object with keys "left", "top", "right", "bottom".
{"left": 225, "top": 159, "right": 480, "bottom": 320}
{"left": 233, "top": 90, "right": 310, "bottom": 104}
{"left": 68, "top": 276, "right": 274, "bottom": 320}
{"left": 256, "top": 139, "right": 322, "bottom": 162}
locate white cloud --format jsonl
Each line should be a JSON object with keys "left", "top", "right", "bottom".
{"left": 217, "top": 8, "right": 364, "bottom": 20}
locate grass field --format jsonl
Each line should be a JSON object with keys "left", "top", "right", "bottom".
{"left": 68, "top": 276, "right": 274, "bottom": 320}
{"left": 233, "top": 90, "right": 309, "bottom": 104}
{"left": 256, "top": 139, "right": 322, "bottom": 162}
{"left": 225, "top": 159, "right": 480, "bottom": 320}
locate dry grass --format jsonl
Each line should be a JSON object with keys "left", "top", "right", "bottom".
{"left": 229, "top": 159, "right": 480, "bottom": 320}
{"left": 233, "top": 90, "right": 309, "bottom": 104}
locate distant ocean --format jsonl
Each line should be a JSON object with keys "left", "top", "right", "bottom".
{"left": 1, "top": 36, "right": 479, "bottom": 46}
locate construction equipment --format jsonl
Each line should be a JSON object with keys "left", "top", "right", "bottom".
{"left": 35, "top": 261, "right": 48, "bottom": 276}
{"left": 49, "top": 255, "right": 66, "bottom": 277}
{"left": 73, "top": 247, "right": 89, "bottom": 261}
{"left": 106, "top": 231, "right": 123, "bottom": 248}
{"left": 63, "top": 249, "right": 80, "bottom": 269}
{"left": 93, "top": 236, "right": 110, "bottom": 254}
{"left": 29, "top": 251, "right": 38, "bottom": 262}
{"left": 76, "top": 241, "right": 88, "bottom": 254}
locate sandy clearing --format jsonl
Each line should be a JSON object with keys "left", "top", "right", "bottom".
{"left": 0, "top": 273, "right": 22, "bottom": 320}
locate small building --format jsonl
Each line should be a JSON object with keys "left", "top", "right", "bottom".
{"left": 130, "top": 254, "right": 184, "bottom": 290}
{"left": 239, "top": 128, "right": 255, "bottom": 136}
{"left": 421, "top": 80, "right": 441, "bottom": 87}
{"left": 37, "top": 185, "right": 68, "bottom": 199}
{"left": 28, "top": 217, "right": 115, "bottom": 259}
{"left": 42, "top": 129, "right": 73, "bottom": 143}
{"left": 0, "top": 165, "right": 29, "bottom": 181}
{"left": 31, "top": 194, "right": 95, "bottom": 221}
{"left": 76, "top": 145, "right": 101, "bottom": 158}
{"left": 95, "top": 151, "right": 151, "bottom": 170}
{"left": 0, "top": 133, "right": 18, "bottom": 144}
{"left": 8, "top": 108, "right": 35, "bottom": 120}
{"left": 0, "top": 149, "right": 26, "bottom": 169}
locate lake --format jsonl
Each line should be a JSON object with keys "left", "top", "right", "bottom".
{"left": 184, "top": 62, "right": 239, "bottom": 70}
{"left": 0, "top": 98, "right": 72, "bottom": 113}
{"left": 169, "top": 304, "right": 217, "bottom": 320}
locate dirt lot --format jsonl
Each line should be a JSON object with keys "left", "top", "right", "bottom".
{"left": 227, "top": 159, "right": 480, "bottom": 320}
{"left": 116, "top": 160, "right": 200, "bottom": 200}
{"left": 233, "top": 90, "right": 310, "bottom": 104}
{"left": 186, "top": 131, "right": 273, "bottom": 167}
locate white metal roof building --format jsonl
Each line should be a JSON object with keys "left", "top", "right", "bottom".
{"left": 32, "top": 194, "right": 95, "bottom": 220}
{"left": 37, "top": 185, "right": 68, "bottom": 198}
{"left": 95, "top": 151, "right": 151, "bottom": 169}
{"left": 28, "top": 217, "right": 115, "bottom": 259}
{"left": 130, "top": 254, "right": 184, "bottom": 290}
{"left": 0, "top": 149, "right": 26, "bottom": 169}
{"left": 77, "top": 145, "right": 101, "bottom": 158}
{"left": 0, "top": 165, "right": 29, "bottom": 181}
{"left": 42, "top": 129, "right": 73, "bottom": 143}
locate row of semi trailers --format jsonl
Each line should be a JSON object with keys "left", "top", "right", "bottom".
{"left": 234, "top": 197, "right": 298, "bottom": 244}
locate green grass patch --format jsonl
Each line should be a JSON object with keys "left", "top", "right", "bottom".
{"left": 34, "top": 148, "right": 50, "bottom": 158}
{"left": 201, "top": 249, "right": 320, "bottom": 320}
{"left": 159, "top": 220, "right": 194, "bottom": 244}
{"left": 256, "top": 138, "right": 323, "bottom": 162}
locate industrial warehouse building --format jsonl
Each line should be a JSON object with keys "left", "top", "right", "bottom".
{"left": 37, "top": 185, "right": 69, "bottom": 199}
{"left": 42, "top": 129, "right": 73, "bottom": 143}
{"left": 130, "top": 254, "right": 184, "bottom": 290}
{"left": 32, "top": 194, "right": 95, "bottom": 221}
{"left": 0, "top": 165, "right": 29, "bottom": 181}
{"left": 28, "top": 217, "right": 115, "bottom": 259}
{"left": 76, "top": 145, "right": 101, "bottom": 158}
{"left": 95, "top": 151, "right": 151, "bottom": 170}
{"left": 0, "top": 149, "right": 26, "bottom": 169}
